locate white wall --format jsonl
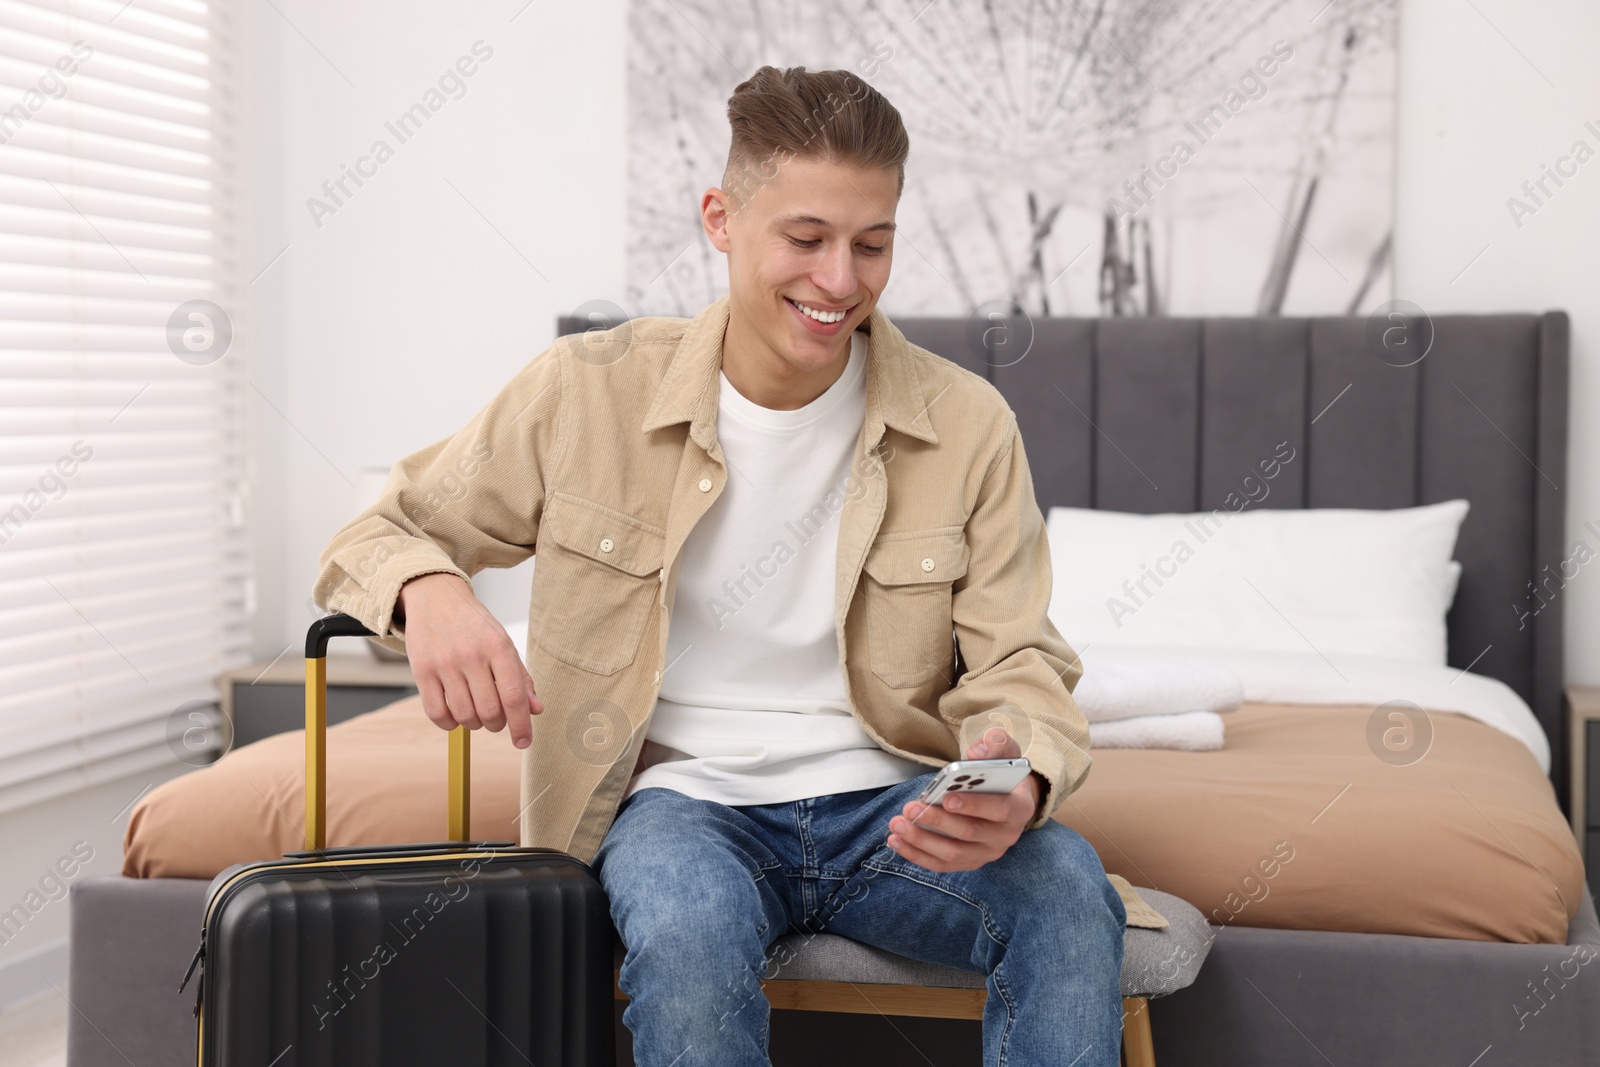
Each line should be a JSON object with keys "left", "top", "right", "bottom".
{"left": 1393, "top": 0, "right": 1600, "bottom": 684}
{"left": 256, "top": 0, "right": 628, "bottom": 654}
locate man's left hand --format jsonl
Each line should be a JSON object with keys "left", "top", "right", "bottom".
{"left": 886, "top": 726, "right": 1045, "bottom": 873}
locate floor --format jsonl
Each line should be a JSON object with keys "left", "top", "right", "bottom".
{"left": 0, "top": 987, "right": 68, "bottom": 1067}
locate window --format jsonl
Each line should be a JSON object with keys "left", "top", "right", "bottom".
{"left": 0, "top": 0, "right": 249, "bottom": 812}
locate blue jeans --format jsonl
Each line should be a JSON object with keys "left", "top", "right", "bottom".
{"left": 591, "top": 769, "right": 1127, "bottom": 1067}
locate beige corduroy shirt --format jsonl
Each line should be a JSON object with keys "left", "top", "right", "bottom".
{"left": 311, "top": 294, "right": 1092, "bottom": 866}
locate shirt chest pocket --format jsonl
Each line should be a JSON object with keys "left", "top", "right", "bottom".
{"left": 860, "top": 526, "right": 970, "bottom": 689}
{"left": 530, "top": 492, "right": 666, "bottom": 676}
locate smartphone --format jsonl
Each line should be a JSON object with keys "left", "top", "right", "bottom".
{"left": 904, "top": 757, "right": 1033, "bottom": 838}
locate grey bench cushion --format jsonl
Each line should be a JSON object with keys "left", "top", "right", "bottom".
{"left": 614, "top": 886, "right": 1212, "bottom": 999}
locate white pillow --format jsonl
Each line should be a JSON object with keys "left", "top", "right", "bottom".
{"left": 1045, "top": 500, "right": 1469, "bottom": 666}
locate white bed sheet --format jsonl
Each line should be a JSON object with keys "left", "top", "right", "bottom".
{"left": 1075, "top": 643, "right": 1550, "bottom": 771}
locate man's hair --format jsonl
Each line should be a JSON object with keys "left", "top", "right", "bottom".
{"left": 722, "top": 65, "right": 909, "bottom": 209}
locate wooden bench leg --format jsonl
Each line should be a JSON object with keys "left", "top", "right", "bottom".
{"left": 622, "top": 963, "right": 1156, "bottom": 1062}
{"left": 1122, "top": 996, "right": 1155, "bottom": 1067}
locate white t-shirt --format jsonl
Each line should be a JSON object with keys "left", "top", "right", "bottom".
{"left": 623, "top": 330, "right": 927, "bottom": 805}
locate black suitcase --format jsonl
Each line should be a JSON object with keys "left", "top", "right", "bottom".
{"left": 178, "top": 613, "right": 616, "bottom": 1066}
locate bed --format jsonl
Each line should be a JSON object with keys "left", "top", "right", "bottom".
{"left": 68, "top": 309, "right": 1597, "bottom": 1066}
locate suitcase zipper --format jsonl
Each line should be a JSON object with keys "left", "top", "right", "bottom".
{"left": 179, "top": 929, "right": 204, "bottom": 1016}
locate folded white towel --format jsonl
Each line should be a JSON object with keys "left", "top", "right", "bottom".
{"left": 1089, "top": 710, "right": 1225, "bottom": 751}
{"left": 1071, "top": 646, "right": 1244, "bottom": 723}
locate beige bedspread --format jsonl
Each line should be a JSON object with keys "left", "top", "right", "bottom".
{"left": 1055, "top": 702, "right": 1583, "bottom": 944}
{"left": 123, "top": 696, "right": 1584, "bottom": 943}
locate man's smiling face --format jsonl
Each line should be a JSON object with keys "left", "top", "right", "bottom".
{"left": 704, "top": 154, "right": 899, "bottom": 387}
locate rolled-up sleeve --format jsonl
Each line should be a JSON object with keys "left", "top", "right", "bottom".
{"left": 936, "top": 414, "right": 1091, "bottom": 830}
{"left": 311, "top": 345, "right": 566, "bottom": 655}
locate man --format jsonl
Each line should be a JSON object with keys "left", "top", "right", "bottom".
{"left": 313, "top": 64, "right": 1126, "bottom": 1067}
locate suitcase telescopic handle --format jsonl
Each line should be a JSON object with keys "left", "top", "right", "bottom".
{"left": 303, "top": 613, "right": 470, "bottom": 851}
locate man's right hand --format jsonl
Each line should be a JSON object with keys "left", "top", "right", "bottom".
{"left": 396, "top": 572, "right": 542, "bottom": 749}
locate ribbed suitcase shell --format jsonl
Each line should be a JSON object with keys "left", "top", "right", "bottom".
{"left": 189, "top": 844, "right": 614, "bottom": 1066}
{"left": 182, "top": 613, "right": 617, "bottom": 1066}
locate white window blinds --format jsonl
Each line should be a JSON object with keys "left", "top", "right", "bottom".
{"left": 0, "top": 0, "right": 250, "bottom": 812}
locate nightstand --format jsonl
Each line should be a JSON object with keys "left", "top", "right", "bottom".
{"left": 220, "top": 653, "right": 418, "bottom": 750}
{"left": 1566, "top": 685, "right": 1600, "bottom": 899}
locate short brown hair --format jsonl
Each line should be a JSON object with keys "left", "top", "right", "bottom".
{"left": 722, "top": 65, "right": 909, "bottom": 209}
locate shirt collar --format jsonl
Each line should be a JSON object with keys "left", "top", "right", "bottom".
{"left": 640, "top": 294, "right": 940, "bottom": 453}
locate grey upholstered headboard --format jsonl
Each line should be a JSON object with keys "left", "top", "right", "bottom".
{"left": 556, "top": 310, "right": 1572, "bottom": 804}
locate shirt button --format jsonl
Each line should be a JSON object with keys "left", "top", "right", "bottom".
{"left": 599, "top": 537, "right": 614, "bottom": 553}
{"left": 659, "top": 566, "right": 666, "bottom": 583}
{"left": 921, "top": 557, "right": 935, "bottom": 572}
{"left": 697, "top": 477, "right": 712, "bottom": 492}
{"left": 652, "top": 670, "right": 661, "bottom": 684}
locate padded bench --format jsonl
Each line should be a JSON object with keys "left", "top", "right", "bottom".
{"left": 612, "top": 883, "right": 1213, "bottom": 1067}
